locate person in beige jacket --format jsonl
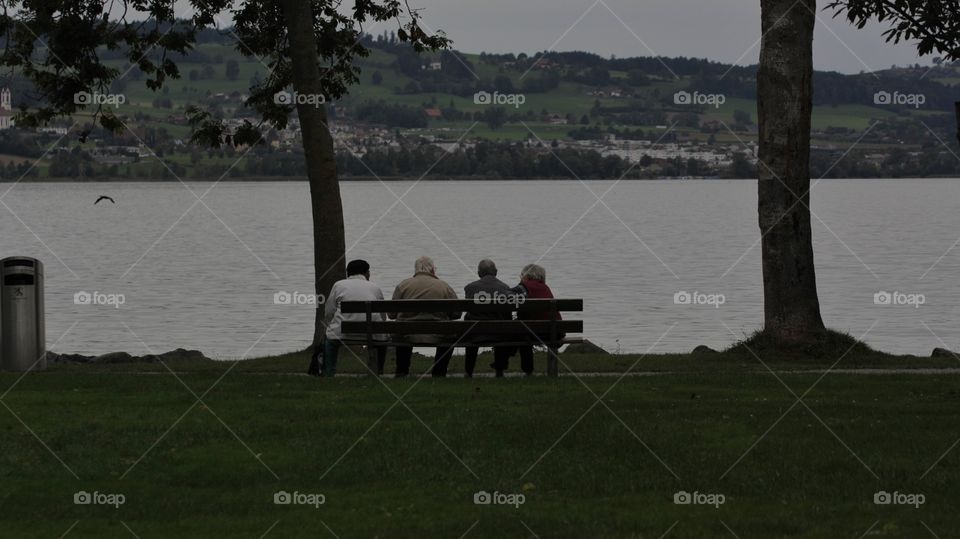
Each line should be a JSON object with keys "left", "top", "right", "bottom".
{"left": 392, "top": 256, "right": 461, "bottom": 377}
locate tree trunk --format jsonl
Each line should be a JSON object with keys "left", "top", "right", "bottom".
{"left": 757, "top": 0, "right": 826, "bottom": 343}
{"left": 280, "top": 0, "right": 347, "bottom": 347}
{"left": 954, "top": 101, "right": 960, "bottom": 146}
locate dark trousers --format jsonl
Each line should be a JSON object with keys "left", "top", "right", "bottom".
{"left": 395, "top": 346, "right": 454, "bottom": 377}
{"left": 464, "top": 346, "right": 515, "bottom": 377}
{"left": 516, "top": 346, "right": 535, "bottom": 375}
{"left": 370, "top": 346, "right": 388, "bottom": 375}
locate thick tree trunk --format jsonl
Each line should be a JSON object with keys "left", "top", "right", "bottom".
{"left": 954, "top": 102, "right": 960, "bottom": 146}
{"left": 757, "top": 0, "right": 826, "bottom": 343}
{"left": 280, "top": 0, "right": 347, "bottom": 347}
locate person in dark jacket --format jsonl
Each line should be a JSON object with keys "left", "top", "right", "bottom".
{"left": 463, "top": 259, "right": 525, "bottom": 378}
{"left": 511, "top": 263, "right": 561, "bottom": 376}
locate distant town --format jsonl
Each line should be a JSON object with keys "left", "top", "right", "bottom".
{"left": 1, "top": 32, "right": 959, "bottom": 181}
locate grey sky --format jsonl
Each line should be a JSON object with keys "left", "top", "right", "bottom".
{"left": 395, "top": 0, "right": 931, "bottom": 74}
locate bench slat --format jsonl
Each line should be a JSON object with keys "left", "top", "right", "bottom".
{"left": 340, "top": 298, "right": 583, "bottom": 314}
{"left": 340, "top": 320, "right": 583, "bottom": 335}
{"left": 338, "top": 338, "right": 585, "bottom": 347}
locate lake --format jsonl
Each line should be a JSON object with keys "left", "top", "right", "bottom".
{"left": 0, "top": 178, "right": 957, "bottom": 358}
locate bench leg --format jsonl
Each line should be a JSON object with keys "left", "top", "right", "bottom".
{"left": 547, "top": 346, "right": 559, "bottom": 377}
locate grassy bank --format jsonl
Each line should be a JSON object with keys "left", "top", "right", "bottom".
{"left": 2, "top": 350, "right": 959, "bottom": 537}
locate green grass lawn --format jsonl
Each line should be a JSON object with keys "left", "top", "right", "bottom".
{"left": 707, "top": 98, "right": 896, "bottom": 131}
{"left": 2, "top": 349, "right": 960, "bottom": 538}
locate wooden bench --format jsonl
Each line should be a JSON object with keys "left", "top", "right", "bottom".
{"left": 339, "top": 299, "right": 583, "bottom": 376}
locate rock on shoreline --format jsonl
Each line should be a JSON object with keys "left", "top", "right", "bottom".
{"left": 563, "top": 339, "right": 610, "bottom": 355}
{"left": 46, "top": 348, "right": 211, "bottom": 364}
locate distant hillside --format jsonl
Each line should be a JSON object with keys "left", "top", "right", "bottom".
{"left": 1, "top": 29, "right": 959, "bottom": 181}
{"left": 349, "top": 33, "right": 960, "bottom": 113}
{"left": 3, "top": 30, "right": 958, "bottom": 139}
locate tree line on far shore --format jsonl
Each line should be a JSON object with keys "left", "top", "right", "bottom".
{"left": 6, "top": 141, "right": 958, "bottom": 181}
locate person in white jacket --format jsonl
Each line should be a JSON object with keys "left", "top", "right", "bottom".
{"left": 322, "top": 259, "right": 388, "bottom": 377}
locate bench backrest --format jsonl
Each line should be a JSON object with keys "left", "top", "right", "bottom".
{"left": 339, "top": 299, "right": 583, "bottom": 344}
{"left": 340, "top": 298, "right": 583, "bottom": 314}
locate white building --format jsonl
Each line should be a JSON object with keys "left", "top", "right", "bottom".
{"left": 37, "top": 126, "right": 68, "bottom": 135}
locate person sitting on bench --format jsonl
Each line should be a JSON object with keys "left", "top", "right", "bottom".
{"left": 322, "top": 259, "right": 388, "bottom": 377}
{"left": 391, "top": 256, "right": 461, "bottom": 377}
{"left": 511, "top": 263, "right": 562, "bottom": 376}
{"left": 463, "top": 259, "right": 525, "bottom": 378}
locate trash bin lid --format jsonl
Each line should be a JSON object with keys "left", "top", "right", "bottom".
{"left": 1, "top": 257, "right": 41, "bottom": 275}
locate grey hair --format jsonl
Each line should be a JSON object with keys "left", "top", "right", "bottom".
{"left": 477, "top": 258, "right": 497, "bottom": 277}
{"left": 415, "top": 256, "right": 436, "bottom": 275}
{"left": 521, "top": 263, "right": 546, "bottom": 282}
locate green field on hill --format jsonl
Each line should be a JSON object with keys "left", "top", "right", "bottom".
{"left": 84, "top": 41, "right": 926, "bottom": 145}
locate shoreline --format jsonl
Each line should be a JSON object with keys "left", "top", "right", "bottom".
{"left": 38, "top": 345, "right": 960, "bottom": 372}
{"left": 3, "top": 175, "right": 960, "bottom": 183}
{"left": 1, "top": 175, "right": 725, "bottom": 183}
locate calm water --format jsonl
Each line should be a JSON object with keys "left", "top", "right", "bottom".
{"left": 0, "top": 179, "right": 957, "bottom": 358}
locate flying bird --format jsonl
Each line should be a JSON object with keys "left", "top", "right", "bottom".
{"left": 94, "top": 195, "right": 115, "bottom": 205}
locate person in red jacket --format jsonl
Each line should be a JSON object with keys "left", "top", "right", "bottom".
{"left": 511, "top": 263, "right": 562, "bottom": 376}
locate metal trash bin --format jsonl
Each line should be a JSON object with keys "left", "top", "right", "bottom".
{"left": 0, "top": 257, "right": 45, "bottom": 372}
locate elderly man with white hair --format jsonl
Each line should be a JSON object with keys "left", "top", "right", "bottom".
{"left": 391, "top": 256, "right": 460, "bottom": 377}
